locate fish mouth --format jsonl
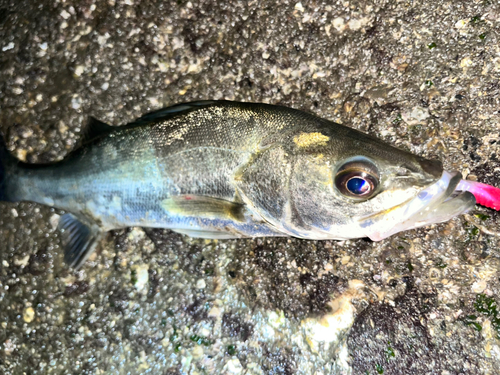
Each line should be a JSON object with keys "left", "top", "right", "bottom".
{"left": 359, "top": 171, "right": 476, "bottom": 241}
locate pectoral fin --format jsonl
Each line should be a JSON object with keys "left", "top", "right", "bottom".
{"left": 161, "top": 195, "right": 246, "bottom": 222}
{"left": 58, "top": 213, "right": 102, "bottom": 269}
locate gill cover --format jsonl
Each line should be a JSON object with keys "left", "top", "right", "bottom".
{"left": 235, "top": 143, "right": 303, "bottom": 236}
{"left": 235, "top": 130, "right": 344, "bottom": 239}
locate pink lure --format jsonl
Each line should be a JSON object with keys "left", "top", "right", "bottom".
{"left": 457, "top": 180, "right": 500, "bottom": 211}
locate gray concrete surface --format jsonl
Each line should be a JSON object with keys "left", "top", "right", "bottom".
{"left": 1, "top": 0, "right": 500, "bottom": 374}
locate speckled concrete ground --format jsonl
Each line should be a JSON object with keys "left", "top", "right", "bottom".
{"left": 1, "top": 0, "right": 500, "bottom": 374}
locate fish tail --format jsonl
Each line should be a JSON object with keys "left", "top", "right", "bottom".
{"left": 0, "top": 134, "right": 8, "bottom": 201}
{"left": 0, "top": 133, "right": 16, "bottom": 202}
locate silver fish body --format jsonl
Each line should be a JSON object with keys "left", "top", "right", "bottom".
{"left": 0, "top": 101, "right": 476, "bottom": 268}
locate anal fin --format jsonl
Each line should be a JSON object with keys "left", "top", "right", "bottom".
{"left": 58, "top": 213, "right": 101, "bottom": 269}
{"left": 172, "top": 229, "right": 242, "bottom": 239}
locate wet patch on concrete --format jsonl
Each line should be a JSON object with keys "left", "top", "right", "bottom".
{"left": 228, "top": 238, "right": 347, "bottom": 320}
{"left": 348, "top": 279, "right": 482, "bottom": 374}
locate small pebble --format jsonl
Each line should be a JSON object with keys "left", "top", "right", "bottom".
{"left": 14, "top": 255, "right": 30, "bottom": 267}
{"left": 133, "top": 264, "right": 149, "bottom": 291}
{"left": 224, "top": 358, "right": 243, "bottom": 374}
{"left": 74, "top": 65, "right": 85, "bottom": 76}
{"left": 61, "top": 10, "right": 71, "bottom": 19}
{"left": 196, "top": 279, "right": 206, "bottom": 289}
{"left": 71, "top": 95, "right": 82, "bottom": 109}
{"left": 2, "top": 42, "right": 14, "bottom": 51}
{"left": 49, "top": 214, "right": 61, "bottom": 230}
{"left": 23, "top": 307, "right": 35, "bottom": 323}
{"left": 294, "top": 2, "right": 304, "bottom": 12}
{"left": 208, "top": 306, "right": 221, "bottom": 318}
{"left": 461, "top": 56, "right": 473, "bottom": 68}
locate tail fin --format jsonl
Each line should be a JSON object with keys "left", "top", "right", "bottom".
{"left": 0, "top": 133, "right": 15, "bottom": 202}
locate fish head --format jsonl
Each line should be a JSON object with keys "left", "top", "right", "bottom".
{"left": 237, "top": 124, "right": 476, "bottom": 241}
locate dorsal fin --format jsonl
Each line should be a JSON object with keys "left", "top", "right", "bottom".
{"left": 81, "top": 101, "right": 218, "bottom": 144}
{"left": 133, "top": 100, "right": 217, "bottom": 125}
{"left": 81, "top": 117, "right": 117, "bottom": 144}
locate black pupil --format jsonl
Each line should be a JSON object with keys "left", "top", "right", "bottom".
{"left": 346, "top": 177, "right": 370, "bottom": 195}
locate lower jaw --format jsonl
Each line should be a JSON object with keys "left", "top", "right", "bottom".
{"left": 363, "top": 171, "right": 476, "bottom": 241}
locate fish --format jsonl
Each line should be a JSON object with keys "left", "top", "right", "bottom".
{"left": 0, "top": 100, "right": 499, "bottom": 269}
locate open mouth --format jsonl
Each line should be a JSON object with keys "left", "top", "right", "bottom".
{"left": 359, "top": 171, "right": 477, "bottom": 241}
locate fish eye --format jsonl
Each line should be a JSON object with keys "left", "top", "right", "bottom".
{"left": 335, "top": 159, "right": 380, "bottom": 199}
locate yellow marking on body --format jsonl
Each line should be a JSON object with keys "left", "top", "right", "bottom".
{"left": 293, "top": 132, "right": 330, "bottom": 148}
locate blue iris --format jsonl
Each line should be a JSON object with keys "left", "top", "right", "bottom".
{"left": 346, "top": 177, "right": 370, "bottom": 195}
